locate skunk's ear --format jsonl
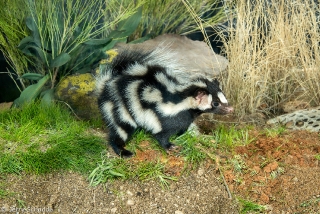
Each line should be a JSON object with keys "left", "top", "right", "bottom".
{"left": 194, "top": 89, "right": 207, "bottom": 100}
{"left": 194, "top": 89, "right": 212, "bottom": 111}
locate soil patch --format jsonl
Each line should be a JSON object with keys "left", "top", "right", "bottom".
{"left": 1, "top": 170, "right": 238, "bottom": 213}
{"left": 229, "top": 130, "right": 320, "bottom": 213}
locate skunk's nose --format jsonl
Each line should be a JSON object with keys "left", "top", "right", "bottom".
{"left": 225, "top": 106, "right": 234, "bottom": 113}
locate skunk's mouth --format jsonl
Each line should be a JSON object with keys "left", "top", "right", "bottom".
{"left": 223, "top": 106, "right": 234, "bottom": 113}
{"left": 212, "top": 102, "right": 234, "bottom": 114}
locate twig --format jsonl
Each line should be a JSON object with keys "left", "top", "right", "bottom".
{"left": 57, "top": 100, "right": 81, "bottom": 120}
{"left": 196, "top": 146, "right": 233, "bottom": 199}
{"left": 218, "top": 166, "right": 233, "bottom": 200}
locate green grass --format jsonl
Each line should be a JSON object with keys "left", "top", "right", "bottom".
{"left": 173, "top": 132, "right": 209, "bottom": 166}
{"left": 135, "top": 161, "right": 178, "bottom": 189}
{"left": 0, "top": 102, "right": 105, "bottom": 175}
{"left": 88, "top": 153, "right": 130, "bottom": 186}
{"left": 263, "top": 126, "right": 286, "bottom": 138}
{"left": 125, "top": 129, "right": 162, "bottom": 154}
{"left": 238, "top": 198, "right": 266, "bottom": 214}
{"left": 172, "top": 125, "right": 254, "bottom": 166}
{"left": 211, "top": 125, "right": 254, "bottom": 150}
{"left": 0, "top": 181, "right": 15, "bottom": 199}
{"left": 300, "top": 196, "right": 320, "bottom": 208}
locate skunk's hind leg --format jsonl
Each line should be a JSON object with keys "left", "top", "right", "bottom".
{"left": 108, "top": 128, "right": 134, "bottom": 157}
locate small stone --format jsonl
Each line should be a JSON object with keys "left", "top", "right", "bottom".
{"left": 175, "top": 211, "right": 184, "bottom": 214}
{"left": 110, "top": 208, "right": 117, "bottom": 213}
{"left": 292, "top": 177, "right": 298, "bottom": 182}
{"left": 126, "top": 190, "right": 133, "bottom": 196}
{"left": 127, "top": 199, "right": 135, "bottom": 206}
{"left": 197, "top": 168, "right": 205, "bottom": 176}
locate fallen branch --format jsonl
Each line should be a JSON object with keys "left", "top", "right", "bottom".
{"left": 196, "top": 146, "right": 233, "bottom": 199}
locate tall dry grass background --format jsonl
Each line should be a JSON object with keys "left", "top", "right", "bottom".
{"left": 218, "top": 0, "right": 320, "bottom": 117}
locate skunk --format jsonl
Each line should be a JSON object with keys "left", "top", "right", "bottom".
{"left": 96, "top": 48, "right": 233, "bottom": 157}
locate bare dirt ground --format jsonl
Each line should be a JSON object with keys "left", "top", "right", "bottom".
{"left": 1, "top": 108, "right": 320, "bottom": 213}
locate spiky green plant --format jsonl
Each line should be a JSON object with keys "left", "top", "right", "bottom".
{"left": 105, "top": 0, "right": 227, "bottom": 41}
{"left": 14, "top": 0, "right": 143, "bottom": 107}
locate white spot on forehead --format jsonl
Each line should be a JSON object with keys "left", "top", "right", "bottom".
{"left": 217, "top": 92, "right": 228, "bottom": 104}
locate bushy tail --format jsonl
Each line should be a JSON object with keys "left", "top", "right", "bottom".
{"left": 95, "top": 45, "right": 182, "bottom": 95}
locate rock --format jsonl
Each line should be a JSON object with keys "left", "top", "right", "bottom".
{"left": 0, "top": 102, "right": 12, "bottom": 112}
{"left": 116, "top": 34, "right": 229, "bottom": 77}
{"left": 267, "top": 106, "right": 320, "bottom": 132}
{"left": 197, "top": 168, "right": 205, "bottom": 176}
{"left": 126, "top": 199, "right": 135, "bottom": 206}
{"left": 110, "top": 207, "right": 117, "bottom": 213}
{"left": 126, "top": 190, "right": 134, "bottom": 196}
{"left": 292, "top": 177, "right": 298, "bottom": 182}
{"left": 55, "top": 73, "right": 100, "bottom": 120}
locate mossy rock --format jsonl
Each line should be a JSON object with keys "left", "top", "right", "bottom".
{"left": 55, "top": 73, "right": 100, "bottom": 120}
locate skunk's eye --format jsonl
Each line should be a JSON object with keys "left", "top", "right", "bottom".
{"left": 213, "top": 102, "right": 220, "bottom": 107}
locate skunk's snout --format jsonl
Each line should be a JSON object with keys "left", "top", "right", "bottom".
{"left": 224, "top": 105, "right": 234, "bottom": 113}
{"left": 212, "top": 101, "right": 234, "bottom": 114}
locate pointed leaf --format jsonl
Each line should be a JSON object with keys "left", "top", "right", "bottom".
{"left": 20, "top": 46, "right": 33, "bottom": 56}
{"left": 25, "top": 16, "right": 37, "bottom": 32}
{"left": 57, "top": 11, "right": 65, "bottom": 35}
{"left": 18, "top": 36, "right": 34, "bottom": 50}
{"left": 84, "top": 38, "right": 112, "bottom": 46}
{"left": 102, "top": 38, "right": 127, "bottom": 52}
{"left": 29, "top": 46, "right": 47, "bottom": 62}
{"left": 117, "top": 7, "right": 142, "bottom": 35}
{"left": 40, "top": 89, "right": 55, "bottom": 106}
{"left": 21, "top": 45, "right": 48, "bottom": 64}
{"left": 13, "top": 74, "right": 50, "bottom": 107}
{"left": 107, "top": 30, "right": 126, "bottom": 38}
{"left": 25, "top": 16, "right": 41, "bottom": 47}
{"left": 50, "top": 53, "right": 71, "bottom": 68}
{"left": 129, "top": 34, "right": 151, "bottom": 44}
{"left": 19, "top": 73, "right": 43, "bottom": 81}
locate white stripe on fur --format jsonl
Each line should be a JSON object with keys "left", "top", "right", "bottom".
{"left": 126, "top": 80, "right": 162, "bottom": 134}
{"left": 102, "top": 101, "right": 128, "bottom": 141}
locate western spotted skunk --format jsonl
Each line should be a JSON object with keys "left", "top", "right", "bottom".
{"left": 96, "top": 48, "right": 233, "bottom": 157}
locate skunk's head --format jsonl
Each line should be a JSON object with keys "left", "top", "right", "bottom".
{"left": 195, "top": 79, "right": 234, "bottom": 114}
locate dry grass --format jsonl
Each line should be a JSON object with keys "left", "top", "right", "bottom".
{"left": 217, "top": 0, "right": 320, "bottom": 117}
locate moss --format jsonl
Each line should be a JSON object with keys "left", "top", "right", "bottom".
{"left": 55, "top": 73, "right": 100, "bottom": 120}
{"left": 105, "top": 49, "right": 118, "bottom": 63}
